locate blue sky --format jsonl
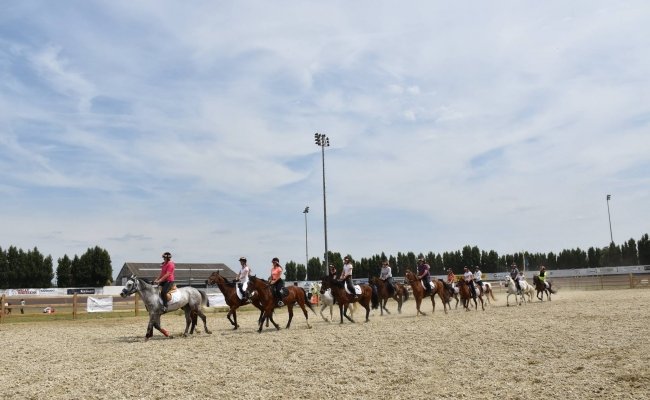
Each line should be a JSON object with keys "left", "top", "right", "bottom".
{"left": 1, "top": 1, "right": 649, "bottom": 279}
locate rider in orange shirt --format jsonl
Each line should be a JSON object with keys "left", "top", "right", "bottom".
{"left": 446, "top": 268, "right": 456, "bottom": 297}
{"left": 269, "top": 257, "right": 285, "bottom": 306}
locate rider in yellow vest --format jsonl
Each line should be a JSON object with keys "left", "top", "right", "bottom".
{"left": 539, "top": 265, "right": 549, "bottom": 289}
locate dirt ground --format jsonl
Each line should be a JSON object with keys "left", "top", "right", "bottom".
{"left": 0, "top": 288, "right": 649, "bottom": 399}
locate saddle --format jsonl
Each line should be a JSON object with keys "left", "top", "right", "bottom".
{"left": 163, "top": 284, "right": 178, "bottom": 302}
{"left": 344, "top": 284, "right": 362, "bottom": 295}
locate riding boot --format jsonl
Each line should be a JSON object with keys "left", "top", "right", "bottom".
{"left": 161, "top": 304, "right": 167, "bottom": 312}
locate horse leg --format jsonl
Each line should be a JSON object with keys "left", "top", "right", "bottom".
{"left": 415, "top": 296, "right": 426, "bottom": 316}
{"left": 196, "top": 308, "right": 211, "bottom": 334}
{"left": 430, "top": 294, "right": 436, "bottom": 313}
{"left": 182, "top": 307, "right": 192, "bottom": 336}
{"left": 363, "top": 302, "right": 370, "bottom": 322}
{"left": 299, "top": 302, "right": 312, "bottom": 329}
{"left": 151, "top": 315, "right": 170, "bottom": 339}
{"left": 286, "top": 304, "right": 294, "bottom": 329}
{"left": 438, "top": 292, "right": 448, "bottom": 314}
{"left": 320, "top": 303, "right": 329, "bottom": 322}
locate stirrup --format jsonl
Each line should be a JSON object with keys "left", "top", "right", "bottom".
{"left": 277, "top": 301, "right": 284, "bottom": 307}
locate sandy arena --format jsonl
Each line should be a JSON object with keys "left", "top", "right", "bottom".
{"left": 1, "top": 289, "right": 649, "bottom": 399}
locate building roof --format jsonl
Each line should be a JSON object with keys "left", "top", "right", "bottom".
{"left": 114, "top": 262, "right": 237, "bottom": 287}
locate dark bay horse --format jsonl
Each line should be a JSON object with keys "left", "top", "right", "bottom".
{"left": 319, "top": 275, "right": 379, "bottom": 323}
{"left": 533, "top": 275, "right": 556, "bottom": 301}
{"left": 404, "top": 270, "right": 450, "bottom": 315}
{"left": 206, "top": 271, "right": 265, "bottom": 330}
{"left": 120, "top": 275, "right": 211, "bottom": 340}
{"left": 371, "top": 277, "right": 409, "bottom": 315}
{"left": 246, "top": 275, "right": 315, "bottom": 333}
{"left": 456, "top": 280, "right": 485, "bottom": 311}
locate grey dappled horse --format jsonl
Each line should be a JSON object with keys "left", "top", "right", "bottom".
{"left": 120, "top": 275, "right": 212, "bottom": 341}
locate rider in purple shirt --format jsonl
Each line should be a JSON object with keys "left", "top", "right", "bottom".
{"left": 417, "top": 258, "right": 432, "bottom": 293}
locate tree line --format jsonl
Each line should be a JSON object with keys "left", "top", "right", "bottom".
{"left": 283, "top": 233, "right": 650, "bottom": 282}
{"left": 0, "top": 245, "right": 112, "bottom": 289}
{"left": 2, "top": 233, "right": 649, "bottom": 288}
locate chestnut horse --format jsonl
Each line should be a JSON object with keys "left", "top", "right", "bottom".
{"left": 246, "top": 275, "right": 315, "bottom": 333}
{"left": 404, "top": 270, "right": 450, "bottom": 315}
{"left": 533, "top": 274, "right": 556, "bottom": 301}
{"left": 456, "top": 279, "right": 485, "bottom": 311}
{"left": 319, "top": 275, "right": 379, "bottom": 324}
{"left": 370, "top": 277, "right": 409, "bottom": 315}
{"left": 206, "top": 271, "right": 265, "bottom": 330}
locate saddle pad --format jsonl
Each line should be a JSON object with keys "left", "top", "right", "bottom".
{"left": 159, "top": 291, "right": 183, "bottom": 309}
{"left": 236, "top": 282, "right": 249, "bottom": 300}
{"left": 344, "top": 285, "right": 362, "bottom": 295}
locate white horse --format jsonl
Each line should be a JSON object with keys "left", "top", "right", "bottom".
{"left": 120, "top": 275, "right": 211, "bottom": 340}
{"left": 520, "top": 277, "right": 535, "bottom": 303}
{"left": 310, "top": 282, "right": 355, "bottom": 322}
{"left": 503, "top": 276, "right": 532, "bottom": 306}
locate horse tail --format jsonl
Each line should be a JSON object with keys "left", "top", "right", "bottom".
{"left": 488, "top": 287, "right": 497, "bottom": 301}
{"left": 301, "top": 288, "right": 316, "bottom": 314}
{"left": 402, "top": 286, "right": 409, "bottom": 302}
{"left": 370, "top": 287, "right": 379, "bottom": 309}
{"left": 199, "top": 289, "right": 209, "bottom": 308}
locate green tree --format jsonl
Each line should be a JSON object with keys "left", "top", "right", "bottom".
{"left": 57, "top": 255, "right": 73, "bottom": 287}
{"left": 638, "top": 234, "right": 650, "bottom": 264}
{"left": 296, "top": 264, "right": 306, "bottom": 281}
{"left": 284, "top": 261, "right": 297, "bottom": 281}
{"left": 587, "top": 247, "right": 601, "bottom": 268}
{"left": 621, "top": 239, "right": 639, "bottom": 265}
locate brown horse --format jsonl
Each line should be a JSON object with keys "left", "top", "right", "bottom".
{"left": 319, "top": 275, "right": 379, "bottom": 323}
{"left": 533, "top": 275, "right": 556, "bottom": 301}
{"left": 246, "top": 275, "right": 315, "bottom": 332}
{"left": 456, "top": 280, "right": 485, "bottom": 311}
{"left": 404, "top": 270, "right": 450, "bottom": 315}
{"left": 206, "top": 271, "right": 266, "bottom": 330}
{"left": 371, "top": 277, "right": 409, "bottom": 315}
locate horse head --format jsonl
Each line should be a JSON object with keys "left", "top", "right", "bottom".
{"left": 206, "top": 271, "right": 222, "bottom": 286}
{"left": 120, "top": 275, "right": 140, "bottom": 298}
{"left": 310, "top": 282, "right": 321, "bottom": 295}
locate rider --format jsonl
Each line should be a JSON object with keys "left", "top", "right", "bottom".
{"left": 154, "top": 251, "right": 175, "bottom": 312}
{"left": 539, "top": 265, "right": 549, "bottom": 289}
{"left": 340, "top": 256, "right": 357, "bottom": 299}
{"left": 463, "top": 266, "right": 477, "bottom": 298}
{"left": 269, "top": 257, "right": 285, "bottom": 306}
{"left": 510, "top": 263, "right": 522, "bottom": 294}
{"left": 329, "top": 264, "right": 338, "bottom": 278}
{"left": 380, "top": 260, "right": 395, "bottom": 294}
{"left": 446, "top": 268, "right": 456, "bottom": 296}
{"left": 473, "top": 265, "right": 484, "bottom": 296}
{"left": 235, "top": 256, "right": 250, "bottom": 300}
{"left": 417, "top": 258, "right": 432, "bottom": 294}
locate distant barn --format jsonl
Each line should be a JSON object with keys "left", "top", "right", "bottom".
{"left": 114, "top": 262, "right": 237, "bottom": 288}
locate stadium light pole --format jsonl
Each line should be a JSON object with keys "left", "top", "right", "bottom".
{"left": 314, "top": 133, "right": 330, "bottom": 273}
{"left": 303, "top": 206, "right": 309, "bottom": 281}
{"left": 606, "top": 194, "right": 614, "bottom": 244}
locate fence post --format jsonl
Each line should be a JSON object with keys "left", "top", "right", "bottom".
{"left": 0, "top": 294, "right": 5, "bottom": 323}
{"left": 72, "top": 293, "right": 78, "bottom": 319}
{"left": 135, "top": 292, "right": 139, "bottom": 316}
{"left": 629, "top": 273, "right": 634, "bottom": 289}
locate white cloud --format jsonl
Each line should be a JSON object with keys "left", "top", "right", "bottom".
{"left": 1, "top": 1, "right": 649, "bottom": 277}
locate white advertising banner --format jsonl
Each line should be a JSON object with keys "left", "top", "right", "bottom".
{"left": 87, "top": 296, "right": 113, "bottom": 312}
{"left": 207, "top": 293, "right": 227, "bottom": 307}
